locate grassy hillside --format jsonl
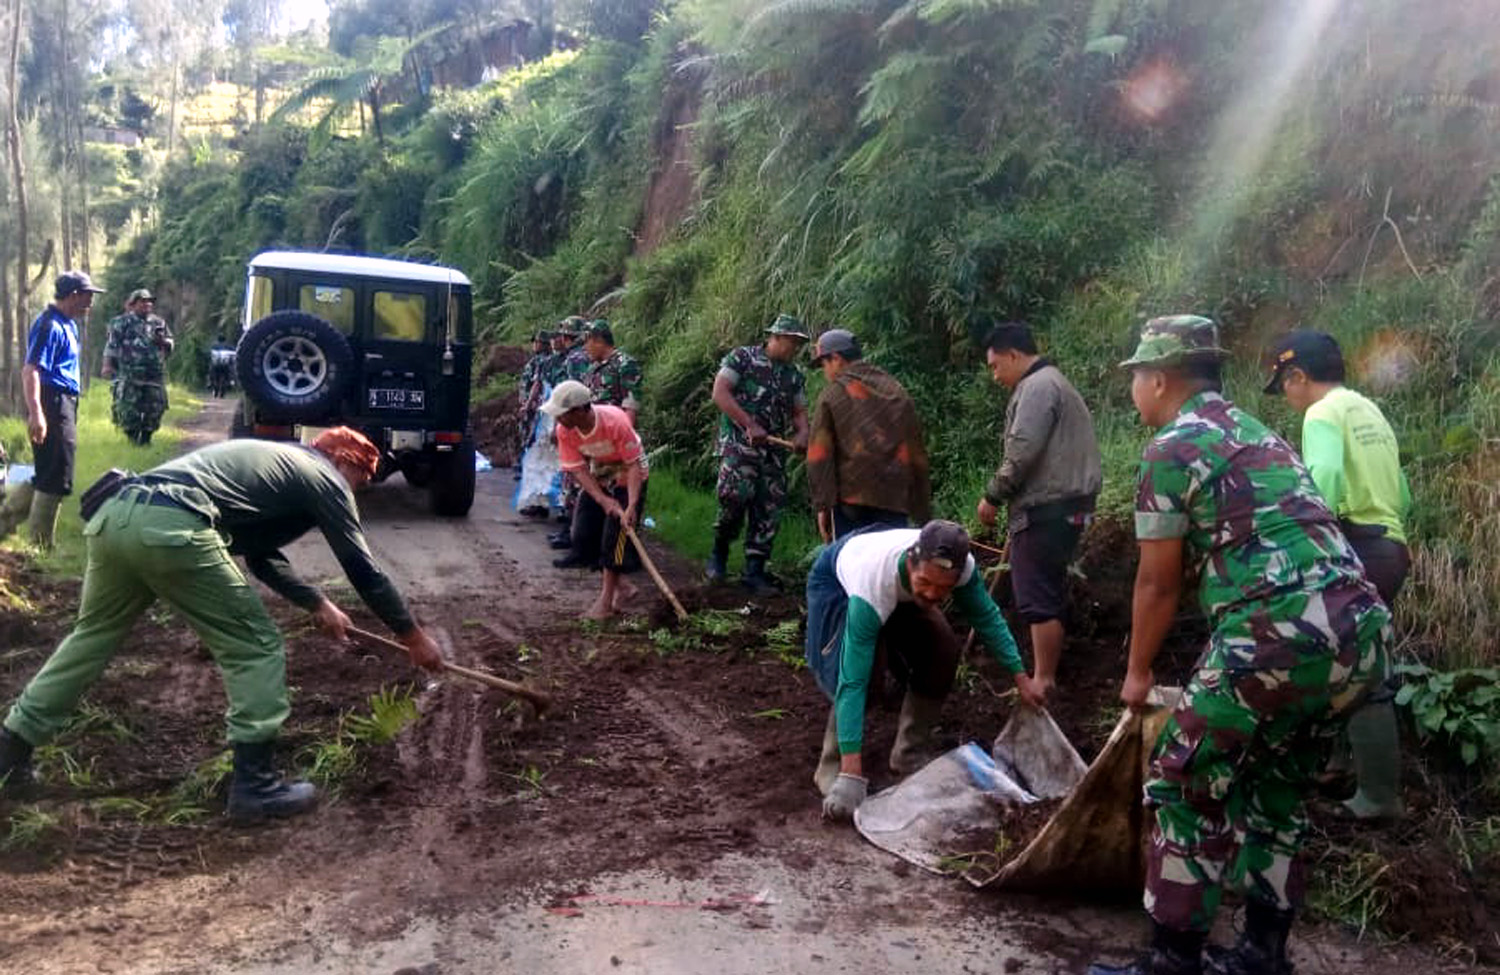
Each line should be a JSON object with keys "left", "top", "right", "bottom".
{"left": 112, "top": 0, "right": 1500, "bottom": 672}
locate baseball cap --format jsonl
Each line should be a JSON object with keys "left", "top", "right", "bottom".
{"left": 765, "top": 313, "right": 810, "bottom": 341}
{"left": 539, "top": 380, "right": 594, "bottom": 416}
{"left": 55, "top": 270, "right": 105, "bottom": 300}
{"left": 555, "top": 315, "right": 587, "bottom": 336}
{"left": 1119, "top": 315, "right": 1228, "bottom": 368}
{"left": 129, "top": 288, "right": 154, "bottom": 303}
{"left": 910, "top": 519, "right": 970, "bottom": 571}
{"left": 811, "top": 328, "right": 862, "bottom": 364}
{"left": 1263, "top": 331, "right": 1344, "bottom": 395}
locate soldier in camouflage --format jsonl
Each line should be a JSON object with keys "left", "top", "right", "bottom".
{"left": 583, "top": 319, "right": 643, "bottom": 423}
{"left": 1089, "top": 316, "right": 1391, "bottom": 975}
{"left": 708, "top": 314, "right": 810, "bottom": 592}
{"left": 546, "top": 317, "right": 593, "bottom": 388}
{"left": 103, "top": 289, "right": 174, "bottom": 446}
{"left": 518, "top": 330, "right": 552, "bottom": 451}
{"left": 548, "top": 316, "right": 602, "bottom": 562}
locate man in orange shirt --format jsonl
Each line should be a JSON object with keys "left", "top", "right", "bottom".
{"left": 542, "top": 381, "right": 650, "bottom": 619}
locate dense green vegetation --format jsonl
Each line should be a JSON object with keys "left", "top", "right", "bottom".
{"left": 102, "top": 0, "right": 1500, "bottom": 673}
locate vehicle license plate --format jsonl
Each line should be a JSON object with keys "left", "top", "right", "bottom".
{"left": 369, "top": 388, "right": 424, "bottom": 410}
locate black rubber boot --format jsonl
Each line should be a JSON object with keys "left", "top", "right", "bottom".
{"left": 227, "top": 741, "right": 318, "bottom": 825}
{"left": 0, "top": 727, "right": 37, "bottom": 795}
{"left": 741, "top": 556, "right": 777, "bottom": 595}
{"left": 704, "top": 537, "right": 730, "bottom": 582}
{"left": 1089, "top": 924, "right": 1205, "bottom": 975}
{"left": 547, "top": 530, "right": 572, "bottom": 550}
{"left": 1205, "top": 901, "right": 1295, "bottom": 975}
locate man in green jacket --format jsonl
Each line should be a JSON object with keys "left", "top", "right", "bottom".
{"left": 1264, "top": 330, "right": 1412, "bottom": 821}
{"left": 0, "top": 429, "right": 444, "bottom": 824}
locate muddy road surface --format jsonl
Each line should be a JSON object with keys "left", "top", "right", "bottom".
{"left": 0, "top": 399, "right": 1473, "bottom": 974}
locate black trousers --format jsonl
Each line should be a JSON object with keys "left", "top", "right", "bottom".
{"left": 574, "top": 480, "right": 649, "bottom": 573}
{"left": 871, "top": 603, "right": 961, "bottom": 706}
{"left": 33, "top": 385, "right": 78, "bottom": 496}
{"left": 831, "top": 503, "right": 910, "bottom": 540}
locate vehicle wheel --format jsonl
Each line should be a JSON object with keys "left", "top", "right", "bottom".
{"left": 402, "top": 462, "right": 434, "bottom": 488}
{"left": 236, "top": 311, "right": 353, "bottom": 423}
{"left": 429, "top": 441, "right": 475, "bottom": 517}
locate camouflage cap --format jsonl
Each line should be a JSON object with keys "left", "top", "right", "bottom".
{"left": 1118, "top": 314, "right": 1228, "bottom": 368}
{"left": 764, "top": 313, "right": 810, "bottom": 341}
{"left": 556, "top": 315, "right": 588, "bottom": 336}
{"left": 129, "top": 288, "right": 154, "bottom": 303}
{"left": 585, "top": 318, "right": 614, "bottom": 343}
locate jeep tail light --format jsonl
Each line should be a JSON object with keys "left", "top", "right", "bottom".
{"left": 433, "top": 431, "right": 463, "bottom": 444}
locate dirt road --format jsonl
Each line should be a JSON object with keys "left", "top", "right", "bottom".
{"left": 0, "top": 399, "right": 1465, "bottom": 974}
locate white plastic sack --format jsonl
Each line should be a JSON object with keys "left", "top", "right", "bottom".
{"left": 854, "top": 706, "right": 1085, "bottom": 877}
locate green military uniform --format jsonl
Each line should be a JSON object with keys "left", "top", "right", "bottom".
{"left": 714, "top": 318, "right": 808, "bottom": 560}
{"left": 587, "top": 348, "right": 643, "bottom": 412}
{"left": 104, "top": 308, "right": 173, "bottom": 446}
{"left": 4, "top": 440, "right": 413, "bottom": 748}
{"left": 1124, "top": 317, "right": 1391, "bottom": 936}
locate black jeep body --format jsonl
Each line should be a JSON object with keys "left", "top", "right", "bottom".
{"left": 233, "top": 251, "right": 476, "bottom": 516}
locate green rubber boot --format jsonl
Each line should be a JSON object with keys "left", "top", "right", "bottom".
{"left": 813, "top": 707, "right": 840, "bottom": 796}
{"left": 889, "top": 691, "right": 944, "bottom": 776}
{"left": 27, "top": 490, "right": 63, "bottom": 551}
{"left": 1344, "top": 700, "right": 1405, "bottom": 820}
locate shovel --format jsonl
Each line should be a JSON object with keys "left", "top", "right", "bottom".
{"left": 347, "top": 624, "right": 553, "bottom": 714}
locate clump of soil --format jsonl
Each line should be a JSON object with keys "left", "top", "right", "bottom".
{"left": 946, "top": 797, "right": 1066, "bottom": 882}
{"left": 477, "top": 344, "right": 531, "bottom": 382}
{"left": 472, "top": 394, "right": 525, "bottom": 468}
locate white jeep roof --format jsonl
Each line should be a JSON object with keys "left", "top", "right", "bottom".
{"left": 248, "top": 251, "right": 472, "bottom": 287}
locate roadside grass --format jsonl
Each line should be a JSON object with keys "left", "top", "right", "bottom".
{"left": 642, "top": 461, "right": 820, "bottom": 580}
{"left": 0, "top": 383, "right": 201, "bottom": 573}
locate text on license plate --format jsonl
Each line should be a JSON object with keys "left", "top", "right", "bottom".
{"left": 369, "top": 388, "right": 425, "bottom": 410}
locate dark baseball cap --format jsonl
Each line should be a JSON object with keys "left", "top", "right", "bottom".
{"left": 55, "top": 270, "right": 105, "bottom": 299}
{"left": 910, "top": 520, "right": 970, "bottom": 572}
{"left": 811, "top": 328, "right": 862, "bottom": 364}
{"left": 1263, "top": 330, "right": 1345, "bottom": 394}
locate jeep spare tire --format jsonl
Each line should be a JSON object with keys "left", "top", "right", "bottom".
{"left": 237, "top": 311, "right": 354, "bottom": 422}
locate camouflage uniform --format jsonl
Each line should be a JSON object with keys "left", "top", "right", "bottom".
{"left": 714, "top": 343, "right": 807, "bottom": 558}
{"left": 587, "top": 348, "right": 643, "bottom": 412}
{"left": 1126, "top": 317, "right": 1390, "bottom": 935}
{"left": 104, "top": 311, "right": 173, "bottom": 446}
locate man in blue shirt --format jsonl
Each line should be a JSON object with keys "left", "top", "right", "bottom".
{"left": 21, "top": 270, "right": 102, "bottom": 549}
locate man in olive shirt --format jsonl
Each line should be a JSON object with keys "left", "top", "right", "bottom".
{"left": 0, "top": 429, "right": 444, "bottom": 824}
{"left": 976, "top": 321, "right": 1102, "bottom": 705}
{"left": 1265, "top": 330, "right": 1411, "bottom": 820}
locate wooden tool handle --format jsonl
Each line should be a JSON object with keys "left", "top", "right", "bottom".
{"left": 623, "top": 524, "right": 689, "bottom": 622}
{"left": 346, "top": 625, "right": 552, "bottom": 712}
{"left": 763, "top": 435, "right": 798, "bottom": 450}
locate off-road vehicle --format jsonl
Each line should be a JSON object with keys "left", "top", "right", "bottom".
{"left": 233, "top": 250, "right": 476, "bottom": 516}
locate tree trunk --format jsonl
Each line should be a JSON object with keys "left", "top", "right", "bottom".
{"left": 167, "top": 47, "right": 181, "bottom": 155}
{"left": 55, "top": 10, "right": 75, "bottom": 271}
{"left": 0, "top": 233, "right": 11, "bottom": 405}
{"left": 6, "top": 0, "right": 28, "bottom": 411}
{"left": 369, "top": 88, "right": 384, "bottom": 146}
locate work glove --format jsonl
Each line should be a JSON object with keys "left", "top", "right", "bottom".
{"left": 821, "top": 773, "right": 868, "bottom": 822}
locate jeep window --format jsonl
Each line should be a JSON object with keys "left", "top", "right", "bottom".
{"left": 299, "top": 284, "right": 355, "bottom": 334}
{"left": 374, "top": 291, "right": 427, "bottom": 342}
{"left": 246, "top": 274, "right": 273, "bottom": 326}
{"left": 448, "top": 293, "right": 473, "bottom": 343}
